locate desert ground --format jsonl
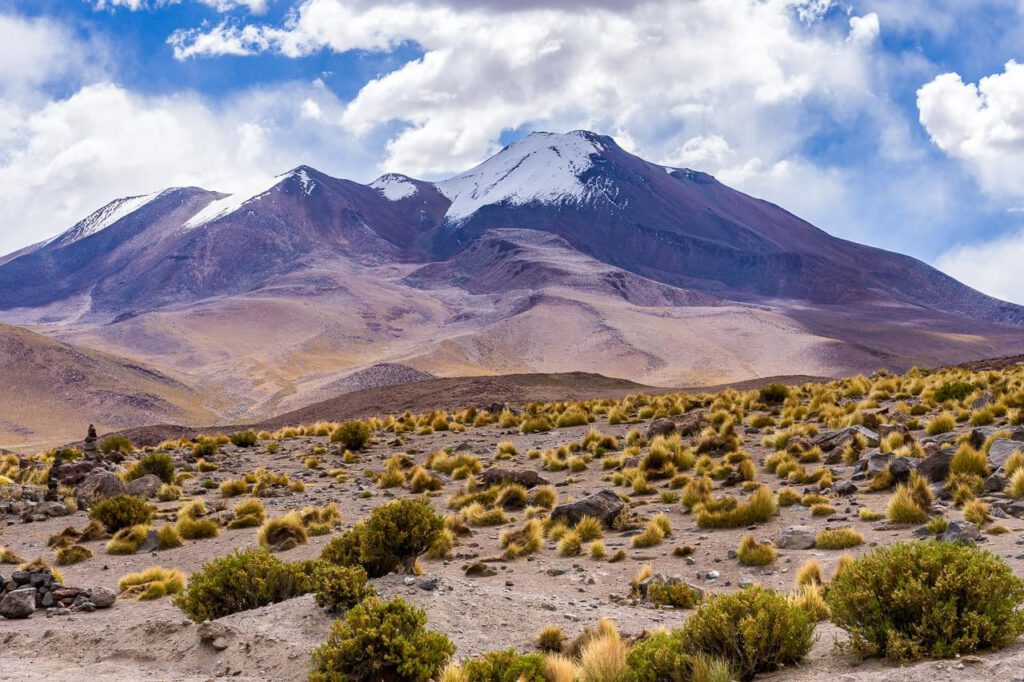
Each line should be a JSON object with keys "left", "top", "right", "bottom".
{"left": 3, "top": 362, "right": 1024, "bottom": 680}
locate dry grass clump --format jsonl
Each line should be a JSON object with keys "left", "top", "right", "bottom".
{"left": 257, "top": 511, "right": 308, "bottom": 552}
{"left": 815, "top": 527, "right": 863, "bottom": 549}
{"left": 176, "top": 500, "right": 219, "bottom": 540}
{"left": 118, "top": 566, "right": 185, "bottom": 600}
{"left": 157, "top": 523, "right": 183, "bottom": 549}
{"left": 963, "top": 499, "right": 990, "bottom": 526}
{"left": 500, "top": 519, "right": 543, "bottom": 559}
{"left": 737, "top": 534, "right": 777, "bottom": 566}
{"left": 925, "top": 412, "right": 956, "bottom": 436}
{"left": 55, "top": 544, "right": 92, "bottom": 565}
{"left": 694, "top": 486, "right": 775, "bottom": 528}
{"left": 219, "top": 478, "right": 249, "bottom": 497}
{"left": 577, "top": 619, "right": 628, "bottom": 682}
{"left": 795, "top": 558, "right": 824, "bottom": 587}
{"left": 950, "top": 444, "right": 989, "bottom": 478}
{"left": 886, "top": 484, "right": 929, "bottom": 524}
{"left": 536, "top": 625, "right": 565, "bottom": 652}
{"left": 300, "top": 503, "right": 342, "bottom": 535}
{"left": 589, "top": 540, "right": 607, "bottom": 559}
{"left": 106, "top": 524, "right": 150, "bottom": 555}
{"left": 227, "top": 498, "right": 266, "bottom": 529}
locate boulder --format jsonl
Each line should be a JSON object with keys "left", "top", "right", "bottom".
{"left": 551, "top": 489, "right": 625, "bottom": 527}
{"left": 985, "top": 472, "right": 1008, "bottom": 494}
{"left": 75, "top": 470, "right": 124, "bottom": 500}
{"left": 30, "top": 501, "right": 70, "bottom": 518}
{"left": 917, "top": 448, "right": 954, "bottom": 482}
{"left": 644, "top": 419, "right": 677, "bottom": 440}
{"left": 940, "top": 521, "right": 983, "bottom": 545}
{"left": 87, "top": 587, "right": 117, "bottom": 609}
{"left": 0, "top": 587, "right": 36, "bottom": 619}
{"left": 673, "top": 410, "right": 706, "bottom": 437}
{"left": 814, "top": 426, "right": 879, "bottom": 452}
{"left": 888, "top": 457, "right": 916, "bottom": 484}
{"left": 832, "top": 480, "right": 858, "bottom": 496}
{"left": 987, "top": 439, "right": 1023, "bottom": 472}
{"left": 775, "top": 525, "right": 816, "bottom": 550}
{"left": 49, "top": 461, "right": 101, "bottom": 487}
{"left": 478, "top": 468, "right": 550, "bottom": 489}
{"left": 971, "top": 392, "right": 995, "bottom": 410}
{"left": 137, "top": 529, "right": 160, "bottom": 553}
{"left": 124, "top": 474, "right": 162, "bottom": 498}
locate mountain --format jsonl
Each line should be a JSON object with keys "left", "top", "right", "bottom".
{"left": 0, "top": 322, "right": 214, "bottom": 451}
{"left": 0, "top": 130, "right": 1022, "bottom": 437}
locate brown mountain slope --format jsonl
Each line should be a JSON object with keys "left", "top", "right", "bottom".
{"left": 0, "top": 323, "right": 215, "bottom": 451}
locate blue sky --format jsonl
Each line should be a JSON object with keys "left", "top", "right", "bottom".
{"left": 3, "top": 0, "right": 1024, "bottom": 302}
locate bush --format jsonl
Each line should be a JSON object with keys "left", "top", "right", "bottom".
{"left": 679, "top": 586, "right": 813, "bottom": 680}
{"left": 626, "top": 631, "right": 733, "bottom": 682}
{"left": 360, "top": 498, "right": 443, "bottom": 575}
{"left": 98, "top": 435, "right": 133, "bottom": 454}
{"left": 229, "top": 430, "right": 258, "bottom": 447}
{"left": 106, "top": 524, "right": 149, "bottom": 554}
{"left": 90, "top": 494, "right": 154, "bottom": 533}
{"left": 925, "top": 413, "right": 956, "bottom": 436}
{"left": 934, "top": 381, "right": 975, "bottom": 403}
{"left": 174, "top": 549, "right": 311, "bottom": 621}
{"left": 695, "top": 486, "right": 775, "bottom": 529}
{"left": 648, "top": 581, "right": 700, "bottom": 609}
{"left": 177, "top": 515, "right": 219, "bottom": 540}
{"left": 463, "top": 649, "right": 547, "bottom": 681}
{"left": 536, "top": 625, "right": 565, "bottom": 653}
{"left": 311, "top": 563, "right": 375, "bottom": 613}
{"left": 125, "top": 452, "right": 176, "bottom": 484}
{"left": 826, "top": 541, "right": 1024, "bottom": 661}
{"left": 157, "top": 523, "right": 183, "bottom": 549}
{"left": 886, "top": 485, "right": 928, "bottom": 524}
{"left": 331, "top": 421, "right": 371, "bottom": 450}
{"left": 736, "top": 534, "right": 776, "bottom": 566}
{"left": 758, "top": 383, "right": 790, "bottom": 405}
{"left": 309, "top": 596, "right": 454, "bottom": 682}
{"left": 56, "top": 544, "right": 92, "bottom": 565}
{"left": 228, "top": 498, "right": 266, "bottom": 528}
{"left": 219, "top": 478, "right": 248, "bottom": 497}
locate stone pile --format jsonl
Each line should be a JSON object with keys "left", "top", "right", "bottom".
{"left": 0, "top": 565, "right": 115, "bottom": 619}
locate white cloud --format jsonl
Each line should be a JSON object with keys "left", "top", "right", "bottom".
{"left": 918, "top": 60, "right": 1024, "bottom": 197}
{"left": 170, "top": 0, "right": 880, "bottom": 180}
{"left": 848, "top": 12, "right": 880, "bottom": 44}
{"left": 0, "top": 81, "right": 372, "bottom": 255}
{"left": 936, "top": 230, "right": 1024, "bottom": 304}
{"left": 91, "top": 0, "right": 270, "bottom": 13}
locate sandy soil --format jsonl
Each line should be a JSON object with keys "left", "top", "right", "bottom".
{"left": 4, "top": 403, "right": 1024, "bottom": 679}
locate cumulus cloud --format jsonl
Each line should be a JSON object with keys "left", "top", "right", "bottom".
{"left": 0, "top": 78, "right": 373, "bottom": 255}
{"left": 936, "top": 230, "right": 1024, "bottom": 304}
{"left": 169, "top": 0, "right": 880, "bottom": 179}
{"left": 918, "top": 60, "right": 1024, "bottom": 198}
{"left": 91, "top": 0, "right": 270, "bottom": 12}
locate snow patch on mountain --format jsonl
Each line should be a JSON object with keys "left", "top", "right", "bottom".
{"left": 296, "top": 169, "right": 316, "bottom": 196}
{"left": 437, "top": 131, "right": 605, "bottom": 221}
{"left": 371, "top": 174, "right": 418, "bottom": 201}
{"left": 183, "top": 173, "right": 290, "bottom": 230}
{"left": 52, "top": 191, "right": 166, "bottom": 247}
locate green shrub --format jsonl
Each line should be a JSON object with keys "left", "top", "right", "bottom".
{"left": 626, "top": 631, "right": 733, "bottom": 682}
{"left": 229, "top": 430, "right": 259, "bottom": 447}
{"left": 826, "top": 541, "right": 1024, "bottom": 661}
{"left": 934, "top": 381, "right": 975, "bottom": 403}
{"left": 309, "top": 596, "right": 454, "bottom": 682}
{"left": 324, "top": 499, "right": 443, "bottom": 576}
{"left": 125, "top": 452, "right": 176, "bottom": 484}
{"left": 311, "top": 562, "right": 375, "bottom": 613}
{"left": 331, "top": 421, "right": 371, "bottom": 450}
{"left": 758, "top": 383, "right": 790, "bottom": 405}
{"left": 648, "top": 581, "right": 700, "bottom": 609}
{"left": 89, "top": 494, "right": 154, "bottom": 532}
{"left": 98, "top": 435, "right": 133, "bottom": 454}
{"left": 679, "top": 586, "right": 813, "bottom": 680}
{"left": 174, "top": 549, "right": 311, "bottom": 621}
{"left": 463, "top": 649, "right": 547, "bottom": 681}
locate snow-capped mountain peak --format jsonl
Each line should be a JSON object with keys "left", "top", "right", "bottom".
{"left": 436, "top": 130, "right": 612, "bottom": 221}
{"left": 183, "top": 167, "right": 317, "bottom": 230}
{"left": 371, "top": 173, "right": 419, "bottom": 201}
{"left": 51, "top": 190, "right": 168, "bottom": 247}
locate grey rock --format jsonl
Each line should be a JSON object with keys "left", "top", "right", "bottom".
{"left": 940, "top": 521, "right": 983, "bottom": 545}
{"left": 833, "top": 480, "right": 858, "bottom": 496}
{"left": 88, "top": 586, "right": 117, "bottom": 609}
{"left": 917, "top": 448, "right": 954, "bottom": 482}
{"left": 815, "top": 426, "right": 879, "bottom": 452}
{"left": 477, "top": 468, "right": 549, "bottom": 489}
{"left": 551, "top": 489, "right": 625, "bottom": 527}
{"left": 889, "top": 457, "right": 916, "bottom": 483}
{"left": 0, "top": 587, "right": 36, "bottom": 619}
{"left": 775, "top": 525, "right": 816, "bottom": 550}
{"left": 985, "top": 472, "right": 1008, "bottom": 494}
{"left": 75, "top": 470, "right": 124, "bottom": 500}
{"left": 644, "top": 419, "right": 677, "bottom": 439}
{"left": 124, "top": 474, "right": 162, "bottom": 498}
{"left": 987, "top": 439, "right": 1023, "bottom": 472}
{"left": 137, "top": 529, "right": 160, "bottom": 553}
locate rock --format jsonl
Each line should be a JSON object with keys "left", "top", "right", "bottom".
{"left": 985, "top": 472, "right": 1008, "bottom": 494}
{"left": 418, "top": 577, "right": 439, "bottom": 591}
{"left": 775, "top": 525, "right": 816, "bottom": 550}
{"left": 644, "top": 419, "right": 677, "bottom": 439}
{"left": 888, "top": 457, "right": 916, "bottom": 484}
{"left": 31, "top": 501, "right": 70, "bottom": 518}
{"left": 987, "top": 439, "right": 1023, "bottom": 472}
{"left": 833, "top": 480, "right": 858, "bottom": 496}
{"left": 463, "top": 562, "right": 497, "bottom": 577}
{"left": 124, "top": 474, "right": 162, "bottom": 498}
{"left": 49, "top": 461, "right": 102, "bottom": 487}
{"left": 0, "top": 587, "right": 36, "bottom": 619}
{"left": 971, "top": 392, "right": 995, "bottom": 410}
{"left": 137, "top": 529, "right": 160, "bottom": 553}
{"left": 855, "top": 452, "right": 892, "bottom": 477}
{"left": 673, "top": 410, "right": 706, "bottom": 437}
{"left": 197, "top": 621, "right": 234, "bottom": 650}
{"left": 477, "top": 468, "right": 550, "bottom": 489}
{"left": 550, "top": 489, "right": 625, "bottom": 527}
{"left": 75, "top": 470, "right": 124, "bottom": 500}
{"left": 814, "top": 426, "right": 879, "bottom": 452}
{"left": 940, "top": 521, "right": 983, "bottom": 545}
{"left": 917, "top": 448, "right": 954, "bottom": 482}
{"left": 87, "top": 586, "right": 117, "bottom": 609}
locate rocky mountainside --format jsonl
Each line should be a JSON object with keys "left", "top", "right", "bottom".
{"left": 0, "top": 130, "right": 1022, "bottom": 439}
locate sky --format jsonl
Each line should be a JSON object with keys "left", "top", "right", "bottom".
{"left": 2, "top": 1, "right": 1024, "bottom": 303}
